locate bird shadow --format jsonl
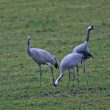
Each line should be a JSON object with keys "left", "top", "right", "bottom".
{"left": 41, "top": 87, "right": 108, "bottom": 98}
{"left": 68, "top": 87, "right": 107, "bottom": 96}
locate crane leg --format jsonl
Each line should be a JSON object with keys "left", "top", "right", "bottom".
{"left": 46, "top": 63, "right": 55, "bottom": 85}
{"left": 76, "top": 65, "right": 79, "bottom": 82}
{"left": 38, "top": 65, "right": 42, "bottom": 87}
{"left": 72, "top": 70, "right": 75, "bottom": 87}
{"left": 76, "top": 65, "right": 79, "bottom": 73}
{"left": 67, "top": 69, "right": 71, "bottom": 89}
{"left": 50, "top": 66, "right": 54, "bottom": 85}
{"left": 83, "top": 61, "right": 88, "bottom": 84}
{"left": 83, "top": 61, "right": 86, "bottom": 73}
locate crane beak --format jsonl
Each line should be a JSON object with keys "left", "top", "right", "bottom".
{"left": 94, "top": 27, "right": 100, "bottom": 30}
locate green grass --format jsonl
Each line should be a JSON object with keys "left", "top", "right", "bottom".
{"left": 0, "top": 0, "right": 110, "bottom": 110}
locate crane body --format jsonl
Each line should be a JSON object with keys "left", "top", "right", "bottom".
{"left": 73, "top": 25, "right": 95, "bottom": 53}
{"left": 54, "top": 51, "right": 92, "bottom": 87}
{"left": 72, "top": 25, "right": 95, "bottom": 75}
{"left": 27, "top": 36, "right": 58, "bottom": 86}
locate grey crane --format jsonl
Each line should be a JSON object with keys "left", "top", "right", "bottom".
{"left": 73, "top": 25, "right": 95, "bottom": 53}
{"left": 27, "top": 36, "right": 59, "bottom": 86}
{"left": 72, "top": 25, "right": 96, "bottom": 80}
{"left": 54, "top": 51, "right": 93, "bottom": 87}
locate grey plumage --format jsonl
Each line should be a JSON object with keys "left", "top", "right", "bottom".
{"left": 73, "top": 25, "right": 95, "bottom": 75}
{"left": 27, "top": 36, "right": 59, "bottom": 86}
{"left": 73, "top": 25, "right": 95, "bottom": 54}
{"left": 54, "top": 52, "right": 90, "bottom": 87}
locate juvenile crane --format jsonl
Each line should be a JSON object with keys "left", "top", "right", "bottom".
{"left": 54, "top": 51, "right": 93, "bottom": 87}
{"left": 27, "top": 36, "right": 59, "bottom": 86}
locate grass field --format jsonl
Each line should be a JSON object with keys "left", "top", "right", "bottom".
{"left": 0, "top": 0, "right": 110, "bottom": 110}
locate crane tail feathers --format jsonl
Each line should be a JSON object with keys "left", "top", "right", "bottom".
{"left": 54, "top": 63, "right": 59, "bottom": 69}
{"left": 79, "top": 51, "right": 94, "bottom": 59}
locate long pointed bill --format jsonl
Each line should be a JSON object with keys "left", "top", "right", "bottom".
{"left": 94, "top": 27, "right": 100, "bottom": 30}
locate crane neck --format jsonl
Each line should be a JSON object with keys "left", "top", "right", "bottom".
{"left": 86, "top": 30, "right": 91, "bottom": 42}
{"left": 27, "top": 39, "right": 31, "bottom": 56}
{"left": 27, "top": 39, "right": 30, "bottom": 50}
{"left": 54, "top": 73, "right": 63, "bottom": 86}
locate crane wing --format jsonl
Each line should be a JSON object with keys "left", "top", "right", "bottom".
{"left": 78, "top": 51, "right": 94, "bottom": 60}
{"left": 73, "top": 41, "right": 88, "bottom": 53}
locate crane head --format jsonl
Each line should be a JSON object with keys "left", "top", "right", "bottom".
{"left": 87, "top": 25, "right": 94, "bottom": 31}
{"left": 87, "top": 25, "right": 99, "bottom": 31}
{"left": 53, "top": 81, "right": 58, "bottom": 87}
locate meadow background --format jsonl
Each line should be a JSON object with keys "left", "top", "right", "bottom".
{"left": 0, "top": 0, "right": 110, "bottom": 110}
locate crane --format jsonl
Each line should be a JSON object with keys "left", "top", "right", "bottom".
{"left": 72, "top": 25, "right": 96, "bottom": 80}
{"left": 54, "top": 51, "right": 93, "bottom": 87}
{"left": 27, "top": 36, "right": 59, "bottom": 86}
{"left": 73, "top": 25, "right": 95, "bottom": 53}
